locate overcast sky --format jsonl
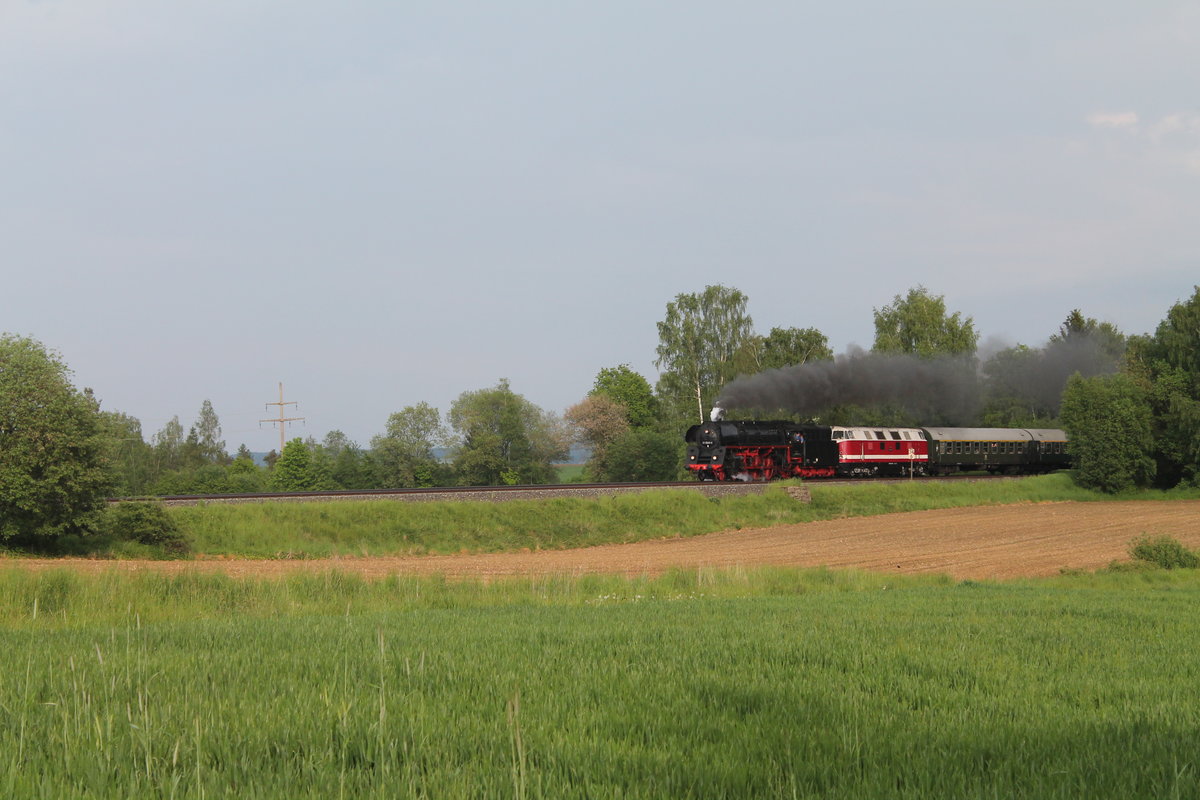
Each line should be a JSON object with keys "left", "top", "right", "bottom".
{"left": 3, "top": 1, "right": 1198, "bottom": 450}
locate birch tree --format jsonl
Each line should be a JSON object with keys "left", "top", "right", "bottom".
{"left": 655, "top": 285, "right": 755, "bottom": 424}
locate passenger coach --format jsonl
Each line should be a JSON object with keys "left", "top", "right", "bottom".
{"left": 920, "top": 427, "right": 1069, "bottom": 475}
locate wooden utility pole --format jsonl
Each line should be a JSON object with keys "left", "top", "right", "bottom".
{"left": 260, "top": 382, "right": 304, "bottom": 454}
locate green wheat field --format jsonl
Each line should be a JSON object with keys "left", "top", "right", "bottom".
{"left": 2, "top": 565, "right": 1199, "bottom": 798}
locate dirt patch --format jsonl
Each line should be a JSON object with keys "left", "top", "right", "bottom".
{"left": 5, "top": 501, "right": 1199, "bottom": 582}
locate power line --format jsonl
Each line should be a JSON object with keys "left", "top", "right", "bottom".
{"left": 260, "top": 382, "right": 305, "bottom": 454}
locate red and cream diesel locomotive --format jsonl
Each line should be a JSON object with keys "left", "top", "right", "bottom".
{"left": 685, "top": 408, "right": 1070, "bottom": 482}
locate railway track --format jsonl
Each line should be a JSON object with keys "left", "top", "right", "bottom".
{"left": 112, "top": 474, "right": 1012, "bottom": 507}
{"left": 115, "top": 481, "right": 767, "bottom": 506}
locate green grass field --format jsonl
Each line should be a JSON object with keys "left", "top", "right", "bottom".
{"left": 2, "top": 567, "right": 1199, "bottom": 798}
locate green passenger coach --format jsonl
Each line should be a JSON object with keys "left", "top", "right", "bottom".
{"left": 921, "top": 427, "right": 1070, "bottom": 475}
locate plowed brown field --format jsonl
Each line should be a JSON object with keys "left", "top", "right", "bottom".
{"left": 7, "top": 501, "right": 1200, "bottom": 582}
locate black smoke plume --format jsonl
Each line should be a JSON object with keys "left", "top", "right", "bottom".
{"left": 716, "top": 337, "right": 1122, "bottom": 425}
{"left": 717, "top": 347, "right": 981, "bottom": 424}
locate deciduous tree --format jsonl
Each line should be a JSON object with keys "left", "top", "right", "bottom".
{"left": 323, "top": 430, "right": 371, "bottom": 489}
{"left": 1060, "top": 373, "right": 1155, "bottom": 493}
{"left": 655, "top": 285, "right": 755, "bottom": 425}
{"left": 370, "top": 403, "right": 450, "bottom": 488}
{"left": 758, "top": 326, "right": 833, "bottom": 371}
{"left": 590, "top": 365, "right": 658, "bottom": 428}
{"left": 1126, "top": 286, "right": 1200, "bottom": 486}
{"left": 449, "top": 380, "right": 567, "bottom": 486}
{"left": 0, "top": 335, "right": 114, "bottom": 540}
{"left": 565, "top": 394, "right": 630, "bottom": 481}
{"left": 872, "top": 286, "right": 978, "bottom": 359}
{"left": 99, "top": 410, "right": 155, "bottom": 496}
{"left": 152, "top": 416, "right": 185, "bottom": 476}
{"left": 270, "top": 438, "right": 326, "bottom": 491}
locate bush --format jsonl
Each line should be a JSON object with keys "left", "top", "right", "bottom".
{"left": 1128, "top": 535, "right": 1199, "bottom": 570}
{"left": 103, "top": 502, "right": 191, "bottom": 556}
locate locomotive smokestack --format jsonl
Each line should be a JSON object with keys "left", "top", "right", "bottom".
{"left": 710, "top": 406, "right": 725, "bottom": 421}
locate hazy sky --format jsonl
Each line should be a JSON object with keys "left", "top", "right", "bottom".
{"left": 4, "top": 1, "right": 1199, "bottom": 451}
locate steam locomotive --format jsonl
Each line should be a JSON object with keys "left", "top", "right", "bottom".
{"left": 685, "top": 409, "right": 1070, "bottom": 482}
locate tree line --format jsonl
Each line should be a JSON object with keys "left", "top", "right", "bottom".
{"left": 2, "top": 284, "right": 1198, "bottom": 543}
